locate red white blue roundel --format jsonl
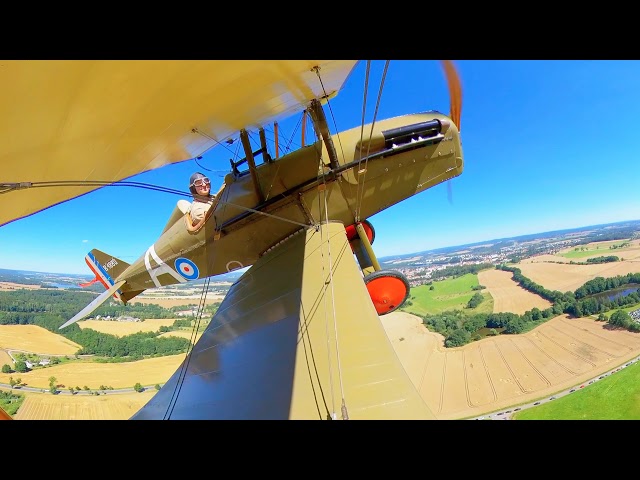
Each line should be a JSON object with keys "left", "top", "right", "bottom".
{"left": 175, "top": 258, "right": 199, "bottom": 280}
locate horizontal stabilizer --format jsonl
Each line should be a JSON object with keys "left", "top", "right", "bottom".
{"left": 59, "top": 280, "right": 126, "bottom": 330}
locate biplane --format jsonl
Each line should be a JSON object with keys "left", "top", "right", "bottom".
{"left": 0, "top": 60, "right": 463, "bottom": 420}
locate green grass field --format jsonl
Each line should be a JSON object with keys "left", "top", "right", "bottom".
{"left": 401, "top": 273, "right": 494, "bottom": 316}
{"left": 559, "top": 242, "right": 629, "bottom": 259}
{"left": 513, "top": 361, "right": 640, "bottom": 420}
{"left": 589, "top": 303, "right": 640, "bottom": 320}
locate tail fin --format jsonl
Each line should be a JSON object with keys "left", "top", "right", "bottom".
{"left": 82, "top": 249, "right": 130, "bottom": 302}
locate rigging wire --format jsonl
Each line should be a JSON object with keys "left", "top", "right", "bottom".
{"left": 218, "top": 201, "right": 310, "bottom": 228}
{"left": 311, "top": 65, "right": 361, "bottom": 418}
{"left": 162, "top": 184, "right": 234, "bottom": 419}
{"left": 311, "top": 62, "right": 367, "bottom": 223}
{"left": 355, "top": 61, "right": 389, "bottom": 222}
{"left": 298, "top": 302, "right": 332, "bottom": 420}
{"left": 2, "top": 178, "right": 310, "bottom": 229}
{"left": 310, "top": 70, "right": 347, "bottom": 180}
{"left": 322, "top": 188, "right": 348, "bottom": 419}
{"left": 0, "top": 180, "right": 190, "bottom": 197}
{"left": 314, "top": 133, "right": 336, "bottom": 420}
{"left": 354, "top": 61, "right": 372, "bottom": 222}
{"left": 191, "top": 127, "right": 241, "bottom": 159}
{"left": 163, "top": 276, "right": 212, "bottom": 420}
{"left": 12, "top": 64, "right": 388, "bottom": 419}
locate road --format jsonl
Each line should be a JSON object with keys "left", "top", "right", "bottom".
{"left": 1, "top": 347, "right": 161, "bottom": 395}
{"left": 0, "top": 382, "right": 163, "bottom": 395}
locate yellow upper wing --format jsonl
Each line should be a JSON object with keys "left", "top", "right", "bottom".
{"left": 0, "top": 60, "right": 358, "bottom": 227}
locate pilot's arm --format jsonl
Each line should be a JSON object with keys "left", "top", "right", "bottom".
{"left": 189, "top": 197, "right": 214, "bottom": 226}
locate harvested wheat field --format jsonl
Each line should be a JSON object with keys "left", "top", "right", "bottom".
{"left": 79, "top": 318, "right": 178, "bottom": 336}
{"left": 516, "top": 260, "right": 640, "bottom": 292}
{"left": 559, "top": 239, "right": 640, "bottom": 261}
{"left": 478, "top": 269, "right": 552, "bottom": 314}
{"left": 158, "top": 330, "right": 203, "bottom": 342}
{"left": 0, "top": 353, "right": 186, "bottom": 390}
{"left": 0, "top": 282, "right": 42, "bottom": 291}
{"left": 521, "top": 254, "right": 572, "bottom": 264}
{"left": 523, "top": 240, "right": 640, "bottom": 265}
{"left": 13, "top": 389, "right": 157, "bottom": 420}
{"left": 0, "top": 349, "right": 12, "bottom": 366}
{"left": 381, "top": 311, "right": 640, "bottom": 419}
{"left": 133, "top": 295, "right": 225, "bottom": 309}
{"left": 0, "top": 325, "right": 81, "bottom": 354}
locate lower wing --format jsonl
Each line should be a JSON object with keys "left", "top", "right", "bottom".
{"left": 131, "top": 221, "right": 435, "bottom": 420}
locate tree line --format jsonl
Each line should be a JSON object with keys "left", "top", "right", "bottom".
{"left": 424, "top": 267, "right": 640, "bottom": 347}
{"left": 0, "top": 289, "right": 197, "bottom": 361}
{"left": 431, "top": 263, "right": 494, "bottom": 280}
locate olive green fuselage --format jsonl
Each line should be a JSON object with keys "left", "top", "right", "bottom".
{"left": 114, "top": 111, "right": 463, "bottom": 301}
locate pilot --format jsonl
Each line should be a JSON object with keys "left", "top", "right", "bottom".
{"left": 188, "top": 172, "right": 215, "bottom": 226}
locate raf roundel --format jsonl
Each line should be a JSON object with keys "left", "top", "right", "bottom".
{"left": 175, "top": 257, "right": 200, "bottom": 280}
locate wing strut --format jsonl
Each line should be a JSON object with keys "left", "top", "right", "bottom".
{"left": 259, "top": 128, "right": 272, "bottom": 163}
{"left": 239, "top": 129, "right": 265, "bottom": 204}
{"left": 308, "top": 99, "right": 339, "bottom": 170}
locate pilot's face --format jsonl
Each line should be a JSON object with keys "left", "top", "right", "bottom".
{"left": 194, "top": 177, "right": 211, "bottom": 195}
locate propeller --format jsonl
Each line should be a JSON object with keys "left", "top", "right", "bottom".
{"left": 441, "top": 60, "right": 462, "bottom": 130}
{"left": 440, "top": 60, "right": 463, "bottom": 205}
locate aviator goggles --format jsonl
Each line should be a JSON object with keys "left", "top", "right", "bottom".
{"left": 192, "top": 177, "right": 211, "bottom": 188}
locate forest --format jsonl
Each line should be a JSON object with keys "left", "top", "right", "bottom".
{"left": 0, "top": 289, "right": 202, "bottom": 360}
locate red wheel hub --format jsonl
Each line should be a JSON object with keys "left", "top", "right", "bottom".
{"left": 345, "top": 221, "right": 374, "bottom": 247}
{"left": 365, "top": 273, "right": 409, "bottom": 315}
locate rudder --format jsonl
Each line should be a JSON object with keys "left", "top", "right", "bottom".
{"left": 82, "top": 249, "right": 131, "bottom": 302}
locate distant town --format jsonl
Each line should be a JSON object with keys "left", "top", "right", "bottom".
{"left": 1, "top": 219, "right": 640, "bottom": 291}
{"left": 378, "top": 219, "right": 640, "bottom": 287}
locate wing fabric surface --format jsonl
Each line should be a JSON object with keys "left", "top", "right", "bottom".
{"left": 0, "top": 60, "right": 358, "bottom": 227}
{"left": 131, "top": 222, "right": 434, "bottom": 420}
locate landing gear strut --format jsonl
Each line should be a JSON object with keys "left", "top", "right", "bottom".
{"left": 345, "top": 220, "right": 410, "bottom": 315}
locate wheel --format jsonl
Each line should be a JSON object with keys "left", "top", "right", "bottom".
{"left": 344, "top": 220, "right": 375, "bottom": 244}
{"left": 363, "top": 269, "right": 410, "bottom": 315}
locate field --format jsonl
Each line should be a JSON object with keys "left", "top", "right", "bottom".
{"left": 402, "top": 273, "right": 493, "bottom": 316}
{"left": 517, "top": 241, "right": 640, "bottom": 293}
{"left": 0, "top": 282, "right": 42, "bottom": 291}
{"left": 0, "top": 325, "right": 81, "bottom": 354}
{"left": 0, "top": 353, "right": 186, "bottom": 390}
{"left": 79, "top": 318, "right": 178, "bottom": 336}
{"left": 132, "top": 295, "right": 225, "bottom": 309}
{"left": 477, "top": 269, "right": 552, "bottom": 314}
{"left": 381, "top": 311, "right": 640, "bottom": 419}
{"left": 12, "top": 389, "right": 157, "bottom": 420}
{"left": 0, "top": 293, "right": 208, "bottom": 419}
{"left": 3, "top": 239, "right": 640, "bottom": 420}
{"left": 158, "top": 330, "right": 203, "bottom": 342}
{"left": 557, "top": 239, "right": 640, "bottom": 260}
{"left": 513, "top": 361, "right": 640, "bottom": 420}
{"left": 516, "top": 259, "right": 640, "bottom": 292}
{"left": 0, "top": 350, "right": 13, "bottom": 366}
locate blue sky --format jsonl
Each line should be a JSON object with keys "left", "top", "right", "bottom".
{"left": 1, "top": 60, "right": 639, "bottom": 275}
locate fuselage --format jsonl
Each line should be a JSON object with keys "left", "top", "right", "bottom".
{"left": 114, "top": 111, "right": 463, "bottom": 302}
